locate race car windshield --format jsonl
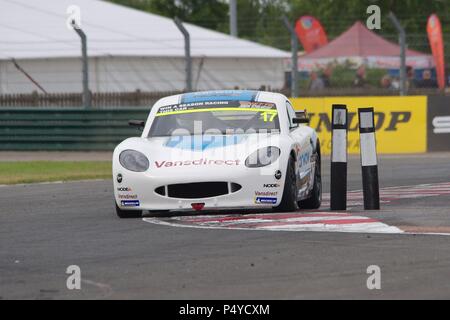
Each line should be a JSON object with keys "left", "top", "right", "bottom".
{"left": 148, "top": 101, "right": 280, "bottom": 137}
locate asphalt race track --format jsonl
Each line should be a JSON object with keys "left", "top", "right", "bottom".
{"left": 1, "top": 154, "right": 450, "bottom": 299}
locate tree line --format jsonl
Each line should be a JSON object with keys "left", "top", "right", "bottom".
{"left": 108, "top": 0, "right": 449, "bottom": 57}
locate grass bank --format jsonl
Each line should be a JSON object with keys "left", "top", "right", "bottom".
{"left": 0, "top": 161, "right": 112, "bottom": 185}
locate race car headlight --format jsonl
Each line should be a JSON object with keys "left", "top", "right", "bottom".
{"left": 119, "top": 150, "right": 149, "bottom": 172}
{"left": 245, "top": 147, "right": 281, "bottom": 168}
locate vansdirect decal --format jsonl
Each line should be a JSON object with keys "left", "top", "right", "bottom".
{"left": 154, "top": 159, "right": 240, "bottom": 168}
{"left": 255, "top": 191, "right": 278, "bottom": 197}
{"left": 121, "top": 200, "right": 140, "bottom": 207}
{"left": 118, "top": 194, "right": 138, "bottom": 200}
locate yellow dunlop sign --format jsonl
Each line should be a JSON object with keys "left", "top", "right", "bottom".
{"left": 290, "top": 96, "right": 427, "bottom": 155}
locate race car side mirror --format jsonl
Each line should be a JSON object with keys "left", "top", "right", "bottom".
{"left": 295, "top": 109, "right": 310, "bottom": 124}
{"left": 293, "top": 117, "right": 310, "bottom": 124}
{"left": 129, "top": 120, "right": 145, "bottom": 130}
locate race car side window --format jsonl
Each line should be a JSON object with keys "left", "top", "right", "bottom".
{"left": 286, "top": 101, "right": 298, "bottom": 129}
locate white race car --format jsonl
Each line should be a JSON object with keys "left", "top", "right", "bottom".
{"left": 113, "top": 90, "right": 321, "bottom": 218}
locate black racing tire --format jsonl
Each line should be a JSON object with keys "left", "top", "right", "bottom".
{"left": 115, "top": 203, "right": 142, "bottom": 219}
{"left": 299, "top": 149, "right": 322, "bottom": 210}
{"left": 276, "top": 156, "right": 299, "bottom": 212}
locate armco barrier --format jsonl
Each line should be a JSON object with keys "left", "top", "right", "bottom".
{"left": 290, "top": 96, "right": 428, "bottom": 155}
{"left": 0, "top": 108, "right": 148, "bottom": 150}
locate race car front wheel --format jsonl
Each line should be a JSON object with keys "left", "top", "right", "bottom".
{"left": 276, "top": 156, "right": 299, "bottom": 212}
{"left": 115, "top": 203, "right": 142, "bottom": 219}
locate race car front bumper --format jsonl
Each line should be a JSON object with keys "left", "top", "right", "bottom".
{"left": 113, "top": 165, "right": 286, "bottom": 212}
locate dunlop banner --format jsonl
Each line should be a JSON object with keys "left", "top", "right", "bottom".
{"left": 290, "top": 96, "right": 427, "bottom": 155}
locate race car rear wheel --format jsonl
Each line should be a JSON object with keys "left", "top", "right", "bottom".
{"left": 276, "top": 156, "right": 299, "bottom": 212}
{"left": 115, "top": 203, "right": 142, "bottom": 219}
{"left": 299, "top": 150, "right": 322, "bottom": 209}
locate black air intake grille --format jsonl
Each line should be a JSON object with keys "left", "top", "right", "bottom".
{"left": 155, "top": 182, "right": 242, "bottom": 199}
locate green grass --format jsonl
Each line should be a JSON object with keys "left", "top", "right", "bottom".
{"left": 0, "top": 161, "right": 112, "bottom": 185}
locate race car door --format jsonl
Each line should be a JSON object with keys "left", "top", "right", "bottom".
{"left": 286, "top": 101, "right": 313, "bottom": 199}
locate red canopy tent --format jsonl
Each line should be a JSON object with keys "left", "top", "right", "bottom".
{"left": 297, "top": 21, "right": 434, "bottom": 71}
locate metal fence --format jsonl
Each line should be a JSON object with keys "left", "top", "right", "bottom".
{"left": 0, "top": 91, "right": 180, "bottom": 108}
{"left": 2, "top": 88, "right": 448, "bottom": 109}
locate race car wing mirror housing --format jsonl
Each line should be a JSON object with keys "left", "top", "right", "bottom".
{"left": 293, "top": 117, "right": 310, "bottom": 124}
{"left": 129, "top": 120, "right": 145, "bottom": 131}
{"left": 294, "top": 110, "right": 310, "bottom": 124}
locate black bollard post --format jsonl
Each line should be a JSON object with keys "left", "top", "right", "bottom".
{"left": 358, "top": 108, "right": 380, "bottom": 210}
{"left": 330, "top": 104, "right": 348, "bottom": 210}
